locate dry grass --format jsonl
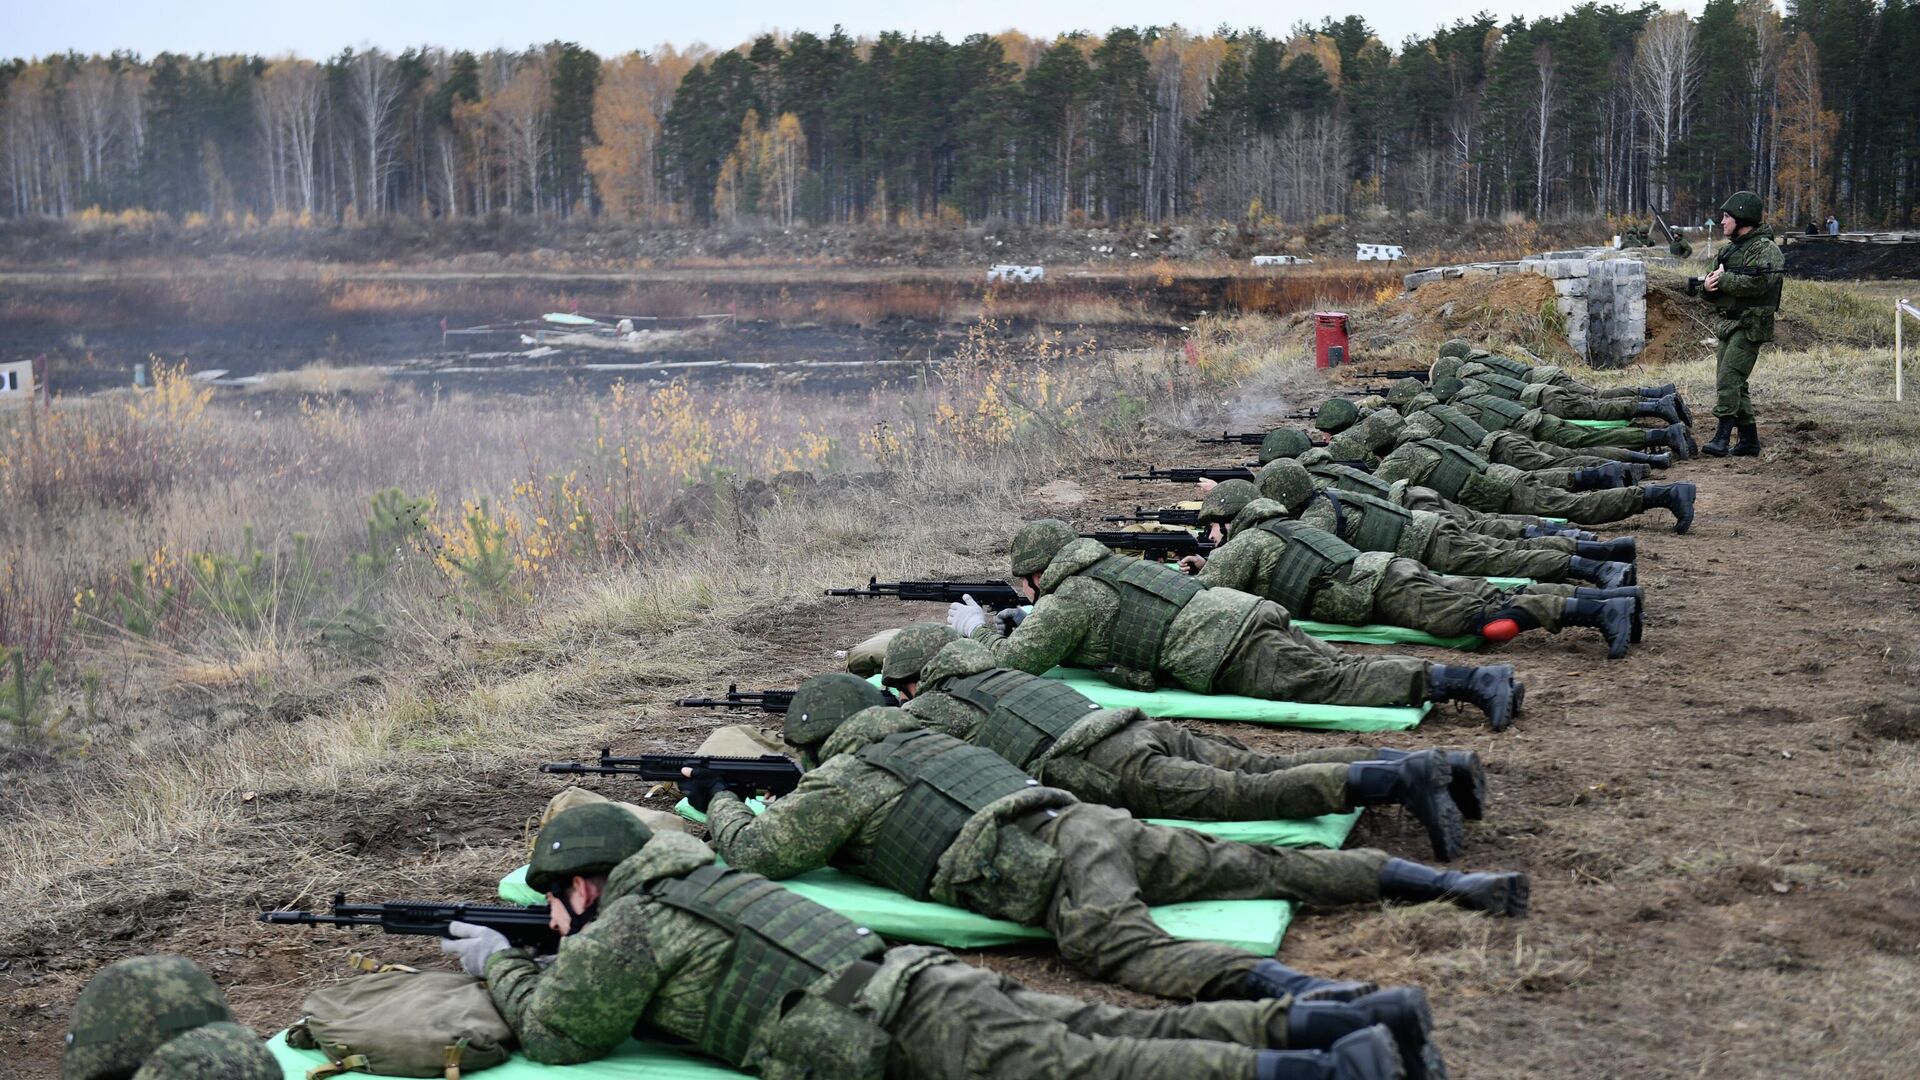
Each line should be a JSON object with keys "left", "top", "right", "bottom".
{"left": 246, "top": 363, "right": 390, "bottom": 396}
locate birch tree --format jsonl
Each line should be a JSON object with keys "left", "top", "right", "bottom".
{"left": 345, "top": 48, "right": 403, "bottom": 216}
{"left": 1633, "top": 10, "right": 1699, "bottom": 210}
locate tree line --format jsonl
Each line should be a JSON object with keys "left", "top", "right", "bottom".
{"left": 3, "top": 2, "right": 1915, "bottom": 230}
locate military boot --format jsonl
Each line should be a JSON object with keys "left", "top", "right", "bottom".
{"left": 1560, "top": 597, "right": 1636, "bottom": 659}
{"left": 1647, "top": 423, "right": 1693, "bottom": 460}
{"left": 1567, "top": 555, "right": 1634, "bottom": 589}
{"left": 1617, "top": 449, "right": 1673, "bottom": 469}
{"left": 1379, "top": 857, "right": 1530, "bottom": 917}
{"left": 1347, "top": 753, "right": 1464, "bottom": 861}
{"left": 1573, "top": 585, "right": 1644, "bottom": 642}
{"left": 1700, "top": 417, "right": 1737, "bottom": 457}
{"left": 1429, "top": 663, "right": 1520, "bottom": 732}
{"left": 1731, "top": 422, "right": 1761, "bottom": 457}
{"left": 1641, "top": 482, "right": 1697, "bottom": 534}
{"left": 1242, "top": 959, "right": 1377, "bottom": 1004}
{"left": 1574, "top": 537, "right": 1636, "bottom": 562}
{"left": 1369, "top": 748, "right": 1486, "bottom": 821}
{"left": 1288, "top": 990, "right": 1441, "bottom": 1080}
{"left": 1634, "top": 382, "right": 1678, "bottom": 398}
{"left": 1567, "top": 463, "right": 1642, "bottom": 490}
{"left": 1634, "top": 396, "right": 1685, "bottom": 426}
{"left": 1255, "top": 1026, "right": 1406, "bottom": 1080}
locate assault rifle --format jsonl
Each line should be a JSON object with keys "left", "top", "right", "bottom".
{"left": 1102, "top": 506, "right": 1202, "bottom": 526}
{"left": 1120, "top": 465, "right": 1257, "bottom": 484}
{"left": 1197, "top": 431, "right": 1270, "bottom": 446}
{"left": 1079, "top": 531, "right": 1214, "bottom": 558}
{"left": 674, "top": 684, "right": 795, "bottom": 713}
{"left": 261, "top": 893, "right": 559, "bottom": 953}
{"left": 541, "top": 750, "right": 806, "bottom": 796}
{"left": 825, "top": 577, "right": 1024, "bottom": 609}
{"left": 1353, "top": 368, "right": 1429, "bottom": 383}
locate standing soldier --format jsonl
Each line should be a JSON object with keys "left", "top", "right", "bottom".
{"left": 1701, "top": 191, "right": 1785, "bottom": 457}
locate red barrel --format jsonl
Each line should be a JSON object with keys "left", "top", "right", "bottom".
{"left": 1315, "top": 312, "right": 1350, "bottom": 368}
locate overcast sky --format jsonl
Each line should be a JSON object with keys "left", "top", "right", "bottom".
{"left": 12, "top": 1, "right": 1721, "bottom": 60}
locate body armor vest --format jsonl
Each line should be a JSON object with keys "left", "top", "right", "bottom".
{"left": 1424, "top": 404, "right": 1489, "bottom": 448}
{"left": 653, "top": 864, "right": 885, "bottom": 1066}
{"left": 1476, "top": 354, "right": 1531, "bottom": 378}
{"left": 1251, "top": 519, "right": 1361, "bottom": 613}
{"left": 1318, "top": 489, "right": 1413, "bottom": 554}
{"left": 1080, "top": 555, "right": 1205, "bottom": 673}
{"left": 1308, "top": 463, "right": 1395, "bottom": 500}
{"left": 1465, "top": 393, "right": 1528, "bottom": 430}
{"left": 1714, "top": 237, "right": 1784, "bottom": 312}
{"left": 1474, "top": 371, "right": 1528, "bottom": 400}
{"left": 944, "top": 668, "right": 1105, "bottom": 769}
{"left": 1417, "top": 439, "right": 1490, "bottom": 500}
{"left": 857, "top": 730, "right": 1041, "bottom": 901}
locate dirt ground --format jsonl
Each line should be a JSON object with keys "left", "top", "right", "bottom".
{"left": 5, "top": 347, "right": 1920, "bottom": 1076}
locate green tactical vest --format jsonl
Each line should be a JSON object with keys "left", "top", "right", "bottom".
{"left": 1308, "top": 463, "right": 1395, "bottom": 500}
{"left": 944, "top": 668, "right": 1105, "bottom": 769}
{"left": 857, "top": 729, "right": 1042, "bottom": 901}
{"left": 1417, "top": 439, "right": 1514, "bottom": 511}
{"left": 1316, "top": 488, "right": 1413, "bottom": 555}
{"left": 1464, "top": 393, "right": 1528, "bottom": 431}
{"left": 1251, "top": 518, "right": 1361, "bottom": 613}
{"left": 1714, "top": 235, "right": 1785, "bottom": 313}
{"left": 1079, "top": 555, "right": 1205, "bottom": 674}
{"left": 1477, "top": 354, "right": 1531, "bottom": 378}
{"left": 1473, "top": 371, "right": 1528, "bottom": 400}
{"left": 652, "top": 863, "right": 886, "bottom": 1067}
{"left": 1424, "top": 404, "right": 1490, "bottom": 448}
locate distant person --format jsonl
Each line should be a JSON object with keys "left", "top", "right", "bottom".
{"left": 1827, "top": 215, "right": 1840, "bottom": 236}
{"left": 1804, "top": 221, "right": 1819, "bottom": 236}
{"left": 1701, "top": 191, "right": 1786, "bottom": 458}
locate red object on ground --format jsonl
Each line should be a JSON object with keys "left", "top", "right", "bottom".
{"left": 1314, "top": 312, "right": 1349, "bottom": 368}
{"left": 1480, "top": 618, "right": 1521, "bottom": 644}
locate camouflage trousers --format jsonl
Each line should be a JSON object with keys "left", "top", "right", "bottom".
{"left": 1080, "top": 720, "right": 1372, "bottom": 821}
{"left": 1418, "top": 521, "right": 1579, "bottom": 581}
{"left": 1032, "top": 802, "right": 1387, "bottom": 1000}
{"left": 1504, "top": 481, "right": 1647, "bottom": 527}
{"left": 885, "top": 952, "right": 1289, "bottom": 1079}
{"left": 1367, "top": 557, "right": 1566, "bottom": 638}
{"left": 1531, "top": 414, "right": 1657, "bottom": 451}
{"left": 1485, "top": 432, "right": 1617, "bottom": 472}
{"left": 1213, "top": 601, "right": 1433, "bottom": 707}
{"left": 1398, "top": 486, "right": 1566, "bottom": 540}
{"left": 1532, "top": 386, "right": 1638, "bottom": 421}
{"left": 1714, "top": 328, "right": 1763, "bottom": 422}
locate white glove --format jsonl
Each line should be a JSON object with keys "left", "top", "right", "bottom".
{"left": 440, "top": 920, "right": 510, "bottom": 978}
{"left": 947, "top": 594, "right": 987, "bottom": 637}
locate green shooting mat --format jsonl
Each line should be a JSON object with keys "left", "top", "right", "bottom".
{"left": 269, "top": 1029, "right": 747, "bottom": 1079}
{"left": 1566, "top": 418, "right": 1631, "bottom": 428}
{"left": 862, "top": 672, "right": 1424, "bottom": 732}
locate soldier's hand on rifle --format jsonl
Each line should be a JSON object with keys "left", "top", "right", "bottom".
{"left": 1703, "top": 267, "right": 1724, "bottom": 293}
{"left": 678, "top": 766, "right": 732, "bottom": 813}
{"left": 947, "top": 595, "right": 988, "bottom": 636}
{"left": 1196, "top": 477, "right": 1219, "bottom": 493}
{"left": 1177, "top": 554, "right": 1208, "bottom": 575}
{"left": 441, "top": 920, "right": 510, "bottom": 977}
{"left": 996, "top": 607, "right": 1027, "bottom": 633}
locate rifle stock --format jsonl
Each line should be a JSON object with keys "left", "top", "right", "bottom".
{"left": 261, "top": 892, "right": 560, "bottom": 952}
{"left": 825, "top": 576, "right": 1023, "bottom": 609}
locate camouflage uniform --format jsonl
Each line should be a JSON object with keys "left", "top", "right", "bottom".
{"left": 1374, "top": 440, "right": 1656, "bottom": 528}
{"left": 489, "top": 829, "right": 1298, "bottom": 1077}
{"left": 1194, "top": 500, "right": 1569, "bottom": 637}
{"left": 1436, "top": 350, "right": 1640, "bottom": 398}
{"left": 905, "top": 638, "right": 1372, "bottom": 820}
{"left": 1300, "top": 451, "right": 1575, "bottom": 543}
{"left": 63, "top": 955, "right": 278, "bottom": 1080}
{"left": 707, "top": 715, "right": 1389, "bottom": 1002}
{"left": 1397, "top": 405, "right": 1630, "bottom": 472}
{"left": 1455, "top": 365, "right": 1642, "bottom": 421}
{"left": 1706, "top": 223, "right": 1784, "bottom": 424}
{"left": 1451, "top": 391, "right": 1670, "bottom": 452}
{"left": 970, "top": 537, "right": 1436, "bottom": 707}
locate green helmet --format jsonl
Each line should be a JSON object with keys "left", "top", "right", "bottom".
{"left": 784, "top": 672, "right": 892, "bottom": 749}
{"left": 1719, "top": 190, "right": 1763, "bottom": 226}
{"left": 1258, "top": 427, "right": 1313, "bottom": 463}
{"left": 1437, "top": 339, "right": 1473, "bottom": 360}
{"left": 1430, "top": 356, "right": 1464, "bottom": 382}
{"left": 1432, "top": 377, "right": 1465, "bottom": 402}
{"left": 1384, "top": 378, "right": 1425, "bottom": 406}
{"left": 1010, "top": 519, "right": 1076, "bottom": 577}
{"left": 131, "top": 1022, "right": 278, "bottom": 1080}
{"left": 64, "top": 956, "right": 233, "bottom": 1080}
{"left": 881, "top": 623, "right": 959, "bottom": 684}
{"left": 525, "top": 803, "right": 653, "bottom": 895}
{"left": 1196, "top": 479, "right": 1260, "bottom": 529}
{"left": 1314, "top": 398, "right": 1360, "bottom": 434}
{"left": 1256, "top": 460, "right": 1314, "bottom": 513}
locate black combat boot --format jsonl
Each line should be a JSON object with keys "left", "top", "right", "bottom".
{"left": 1634, "top": 382, "right": 1678, "bottom": 398}
{"left": 1573, "top": 585, "right": 1644, "bottom": 642}
{"left": 1731, "top": 422, "right": 1761, "bottom": 457}
{"left": 1633, "top": 395, "right": 1684, "bottom": 426}
{"left": 1369, "top": 748, "right": 1487, "bottom": 821}
{"left": 1428, "top": 663, "right": 1520, "bottom": 732}
{"left": 1242, "top": 959, "right": 1377, "bottom": 1004}
{"left": 1641, "top": 481, "right": 1697, "bottom": 534}
{"left": 1288, "top": 991, "right": 1441, "bottom": 1080}
{"left": 1615, "top": 449, "right": 1672, "bottom": 469}
{"left": 1346, "top": 753, "right": 1464, "bottom": 861}
{"left": 1379, "top": 857, "right": 1530, "bottom": 917}
{"left": 1255, "top": 1026, "right": 1406, "bottom": 1080}
{"left": 1700, "top": 417, "right": 1736, "bottom": 457}
{"left": 1560, "top": 597, "right": 1636, "bottom": 659}
{"left": 1521, "top": 523, "right": 1591, "bottom": 540}
{"left": 1574, "top": 537, "right": 1636, "bottom": 562}
{"left": 1648, "top": 423, "right": 1693, "bottom": 460}
{"left": 1567, "top": 555, "right": 1634, "bottom": 589}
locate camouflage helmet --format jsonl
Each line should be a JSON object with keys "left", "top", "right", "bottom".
{"left": 131, "top": 1022, "right": 278, "bottom": 1080}
{"left": 1314, "top": 398, "right": 1360, "bottom": 433}
{"left": 1437, "top": 339, "right": 1474, "bottom": 360}
{"left": 64, "top": 956, "right": 233, "bottom": 1080}
{"left": 1429, "top": 356, "right": 1464, "bottom": 382}
{"left": 1196, "top": 478, "right": 1260, "bottom": 529}
{"left": 526, "top": 802, "right": 653, "bottom": 895}
{"left": 1432, "top": 377, "right": 1465, "bottom": 402}
{"left": 1718, "top": 190, "right": 1763, "bottom": 226}
{"left": 1009, "top": 519, "right": 1077, "bottom": 577}
{"left": 1258, "top": 427, "right": 1313, "bottom": 463}
{"left": 1384, "top": 378, "right": 1426, "bottom": 406}
{"left": 784, "top": 672, "right": 892, "bottom": 748}
{"left": 882, "top": 623, "right": 960, "bottom": 684}
{"left": 1256, "top": 460, "right": 1315, "bottom": 513}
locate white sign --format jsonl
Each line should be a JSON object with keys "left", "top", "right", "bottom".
{"left": 1252, "top": 255, "right": 1312, "bottom": 266}
{"left": 0, "top": 360, "right": 33, "bottom": 398}
{"left": 1356, "top": 244, "right": 1405, "bottom": 262}
{"left": 987, "top": 264, "right": 1045, "bottom": 283}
